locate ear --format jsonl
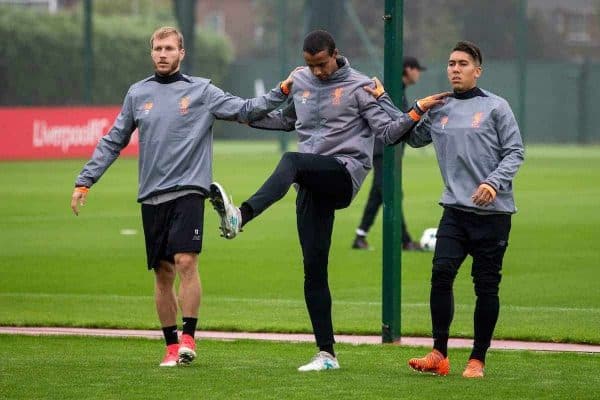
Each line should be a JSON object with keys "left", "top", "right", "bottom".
{"left": 332, "top": 48, "right": 339, "bottom": 58}
{"left": 474, "top": 65, "right": 482, "bottom": 79}
{"left": 180, "top": 47, "right": 186, "bottom": 61}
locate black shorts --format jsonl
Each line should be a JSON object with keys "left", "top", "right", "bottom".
{"left": 141, "top": 193, "right": 205, "bottom": 270}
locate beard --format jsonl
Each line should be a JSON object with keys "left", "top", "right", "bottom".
{"left": 154, "top": 58, "right": 181, "bottom": 76}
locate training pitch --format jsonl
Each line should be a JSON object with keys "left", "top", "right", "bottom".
{"left": 1, "top": 141, "right": 599, "bottom": 399}
{"left": 1, "top": 142, "right": 598, "bottom": 343}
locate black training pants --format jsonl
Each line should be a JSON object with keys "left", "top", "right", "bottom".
{"left": 243, "top": 152, "right": 353, "bottom": 347}
{"left": 431, "top": 207, "right": 511, "bottom": 362}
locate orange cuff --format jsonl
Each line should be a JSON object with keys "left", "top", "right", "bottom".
{"left": 408, "top": 109, "right": 421, "bottom": 122}
{"left": 480, "top": 183, "right": 496, "bottom": 199}
{"left": 280, "top": 82, "right": 290, "bottom": 96}
{"left": 75, "top": 186, "right": 89, "bottom": 194}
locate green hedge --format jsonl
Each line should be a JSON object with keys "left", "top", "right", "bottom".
{"left": 0, "top": 7, "right": 233, "bottom": 105}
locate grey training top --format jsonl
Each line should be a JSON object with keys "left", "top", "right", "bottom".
{"left": 380, "top": 87, "right": 524, "bottom": 214}
{"left": 75, "top": 72, "right": 288, "bottom": 202}
{"left": 373, "top": 82, "right": 410, "bottom": 157}
{"left": 250, "top": 58, "right": 418, "bottom": 199}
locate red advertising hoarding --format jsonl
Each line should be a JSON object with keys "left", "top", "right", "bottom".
{"left": 0, "top": 107, "right": 139, "bottom": 160}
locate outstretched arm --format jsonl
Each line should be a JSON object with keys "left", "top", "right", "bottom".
{"left": 248, "top": 99, "right": 297, "bottom": 132}
{"left": 356, "top": 86, "right": 446, "bottom": 145}
{"left": 362, "top": 77, "right": 437, "bottom": 148}
{"left": 207, "top": 67, "right": 301, "bottom": 123}
{"left": 205, "top": 84, "right": 288, "bottom": 123}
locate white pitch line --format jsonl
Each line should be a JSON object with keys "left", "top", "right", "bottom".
{"left": 1, "top": 293, "right": 599, "bottom": 314}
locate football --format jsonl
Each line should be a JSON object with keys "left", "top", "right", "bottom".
{"left": 419, "top": 228, "right": 438, "bottom": 251}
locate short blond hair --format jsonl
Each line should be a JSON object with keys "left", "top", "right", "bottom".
{"left": 150, "top": 26, "right": 184, "bottom": 49}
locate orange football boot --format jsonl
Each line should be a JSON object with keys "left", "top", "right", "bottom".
{"left": 408, "top": 349, "right": 450, "bottom": 376}
{"left": 462, "top": 359, "right": 485, "bottom": 378}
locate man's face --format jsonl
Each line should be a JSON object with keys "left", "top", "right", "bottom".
{"left": 303, "top": 49, "right": 339, "bottom": 81}
{"left": 447, "top": 50, "right": 481, "bottom": 92}
{"left": 404, "top": 67, "right": 421, "bottom": 86}
{"left": 151, "top": 34, "right": 185, "bottom": 76}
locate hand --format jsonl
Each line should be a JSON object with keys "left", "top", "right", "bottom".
{"left": 363, "top": 77, "right": 386, "bottom": 99}
{"left": 416, "top": 92, "right": 452, "bottom": 112}
{"left": 281, "top": 66, "right": 305, "bottom": 94}
{"left": 471, "top": 183, "right": 496, "bottom": 207}
{"left": 71, "top": 186, "right": 89, "bottom": 216}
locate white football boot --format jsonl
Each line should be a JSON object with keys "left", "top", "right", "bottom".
{"left": 209, "top": 182, "right": 242, "bottom": 239}
{"left": 297, "top": 351, "right": 340, "bottom": 372}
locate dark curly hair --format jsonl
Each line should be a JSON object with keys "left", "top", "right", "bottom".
{"left": 452, "top": 41, "right": 483, "bottom": 66}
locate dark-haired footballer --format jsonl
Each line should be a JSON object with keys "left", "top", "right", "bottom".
{"left": 208, "top": 30, "right": 449, "bottom": 371}
{"left": 370, "top": 41, "right": 524, "bottom": 378}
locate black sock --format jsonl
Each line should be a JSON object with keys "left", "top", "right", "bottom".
{"left": 430, "top": 279, "right": 454, "bottom": 359}
{"left": 469, "top": 350, "right": 486, "bottom": 363}
{"left": 240, "top": 203, "right": 254, "bottom": 227}
{"left": 162, "top": 325, "right": 178, "bottom": 346}
{"left": 319, "top": 345, "right": 335, "bottom": 357}
{"left": 469, "top": 294, "right": 500, "bottom": 364}
{"left": 182, "top": 317, "right": 198, "bottom": 338}
{"left": 433, "top": 337, "right": 448, "bottom": 358}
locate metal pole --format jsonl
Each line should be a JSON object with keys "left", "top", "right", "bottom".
{"left": 577, "top": 58, "right": 589, "bottom": 144}
{"left": 517, "top": 0, "right": 527, "bottom": 142}
{"left": 83, "top": 0, "right": 93, "bottom": 104}
{"left": 278, "top": 0, "right": 289, "bottom": 153}
{"left": 382, "top": 0, "right": 403, "bottom": 344}
{"left": 174, "top": 0, "right": 196, "bottom": 74}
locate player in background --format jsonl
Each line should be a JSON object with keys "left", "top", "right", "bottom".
{"left": 352, "top": 56, "right": 427, "bottom": 251}
{"left": 71, "top": 26, "right": 296, "bottom": 367}
{"left": 369, "top": 41, "right": 524, "bottom": 378}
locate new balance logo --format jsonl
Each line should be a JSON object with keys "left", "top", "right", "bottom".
{"left": 192, "top": 228, "right": 201, "bottom": 241}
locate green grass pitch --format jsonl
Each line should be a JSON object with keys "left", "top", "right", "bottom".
{"left": 0, "top": 335, "right": 598, "bottom": 400}
{"left": 0, "top": 142, "right": 599, "bottom": 344}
